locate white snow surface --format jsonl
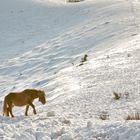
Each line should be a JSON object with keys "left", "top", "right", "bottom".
{"left": 0, "top": 0, "right": 140, "bottom": 139}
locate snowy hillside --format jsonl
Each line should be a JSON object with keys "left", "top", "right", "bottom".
{"left": 0, "top": 0, "right": 140, "bottom": 139}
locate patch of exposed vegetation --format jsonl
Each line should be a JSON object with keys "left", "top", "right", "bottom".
{"left": 113, "top": 91, "right": 121, "bottom": 100}
{"left": 99, "top": 111, "right": 109, "bottom": 120}
{"left": 126, "top": 112, "right": 140, "bottom": 120}
{"left": 66, "top": 0, "right": 82, "bottom": 2}
{"left": 79, "top": 54, "right": 88, "bottom": 66}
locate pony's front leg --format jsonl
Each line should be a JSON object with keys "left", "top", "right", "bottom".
{"left": 25, "top": 105, "right": 29, "bottom": 116}
{"left": 29, "top": 102, "right": 37, "bottom": 115}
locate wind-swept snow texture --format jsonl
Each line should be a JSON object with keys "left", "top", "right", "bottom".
{"left": 0, "top": 0, "right": 140, "bottom": 139}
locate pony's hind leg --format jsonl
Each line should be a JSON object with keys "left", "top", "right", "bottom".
{"left": 8, "top": 103, "right": 14, "bottom": 117}
{"left": 6, "top": 107, "right": 10, "bottom": 117}
{"left": 25, "top": 105, "right": 29, "bottom": 116}
{"left": 29, "top": 102, "right": 37, "bottom": 115}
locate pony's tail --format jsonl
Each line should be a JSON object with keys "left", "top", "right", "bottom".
{"left": 3, "top": 97, "right": 8, "bottom": 116}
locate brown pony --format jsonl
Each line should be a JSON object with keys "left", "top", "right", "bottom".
{"left": 3, "top": 89, "right": 46, "bottom": 117}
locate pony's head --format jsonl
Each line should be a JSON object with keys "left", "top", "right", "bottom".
{"left": 37, "top": 90, "right": 46, "bottom": 105}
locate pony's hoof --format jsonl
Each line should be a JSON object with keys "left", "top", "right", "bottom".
{"left": 34, "top": 111, "right": 37, "bottom": 114}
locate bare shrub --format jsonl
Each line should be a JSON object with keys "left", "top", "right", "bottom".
{"left": 99, "top": 111, "right": 109, "bottom": 120}
{"left": 113, "top": 91, "right": 130, "bottom": 100}
{"left": 126, "top": 112, "right": 140, "bottom": 120}
{"left": 66, "top": 0, "right": 81, "bottom": 2}
{"left": 113, "top": 91, "right": 121, "bottom": 100}
{"left": 62, "top": 119, "right": 71, "bottom": 125}
{"left": 79, "top": 54, "right": 88, "bottom": 66}
{"left": 127, "top": 53, "right": 131, "bottom": 57}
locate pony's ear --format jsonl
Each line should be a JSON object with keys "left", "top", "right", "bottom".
{"left": 39, "top": 90, "right": 45, "bottom": 94}
{"left": 38, "top": 89, "right": 43, "bottom": 93}
{"left": 37, "top": 90, "right": 46, "bottom": 98}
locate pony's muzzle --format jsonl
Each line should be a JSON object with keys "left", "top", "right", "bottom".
{"left": 43, "top": 101, "right": 46, "bottom": 105}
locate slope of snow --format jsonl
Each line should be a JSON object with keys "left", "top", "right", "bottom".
{"left": 0, "top": 0, "right": 88, "bottom": 61}
{"left": 0, "top": 0, "right": 140, "bottom": 139}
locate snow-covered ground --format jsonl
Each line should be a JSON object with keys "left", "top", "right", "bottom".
{"left": 0, "top": 0, "right": 140, "bottom": 139}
